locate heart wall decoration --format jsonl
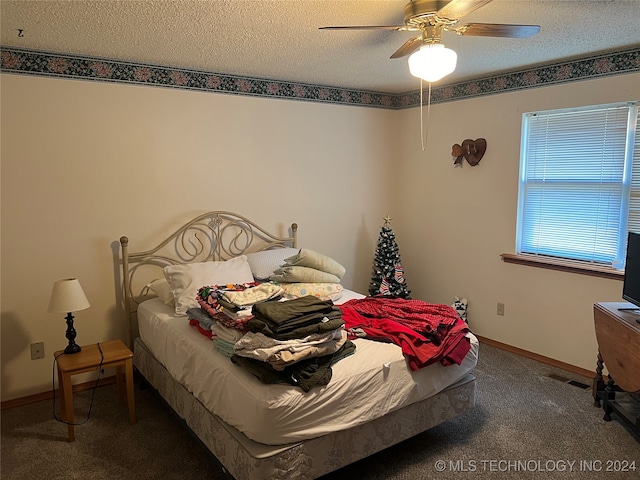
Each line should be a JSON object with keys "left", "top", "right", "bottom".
{"left": 452, "top": 138, "right": 487, "bottom": 167}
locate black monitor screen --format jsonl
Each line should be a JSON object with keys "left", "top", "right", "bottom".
{"left": 622, "top": 231, "right": 640, "bottom": 308}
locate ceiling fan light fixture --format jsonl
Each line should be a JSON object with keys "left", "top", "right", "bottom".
{"left": 408, "top": 43, "right": 457, "bottom": 82}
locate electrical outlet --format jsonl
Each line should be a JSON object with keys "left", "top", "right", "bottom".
{"left": 497, "top": 302, "right": 505, "bottom": 316}
{"left": 30, "top": 342, "right": 45, "bottom": 360}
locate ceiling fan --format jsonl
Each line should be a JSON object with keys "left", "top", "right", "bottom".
{"left": 320, "top": 0, "right": 540, "bottom": 82}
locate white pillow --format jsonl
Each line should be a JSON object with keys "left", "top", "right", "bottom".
{"left": 245, "top": 248, "right": 299, "bottom": 280}
{"left": 163, "top": 256, "right": 254, "bottom": 315}
{"left": 146, "top": 278, "right": 175, "bottom": 306}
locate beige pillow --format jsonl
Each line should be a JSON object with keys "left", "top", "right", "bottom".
{"left": 163, "top": 256, "right": 254, "bottom": 315}
{"left": 146, "top": 278, "right": 175, "bottom": 306}
{"left": 270, "top": 266, "right": 340, "bottom": 284}
{"left": 281, "top": 283, "right": 343, "bottom": 302}
{"left": 283, "top": 248, "right": 346, "bottom": 279}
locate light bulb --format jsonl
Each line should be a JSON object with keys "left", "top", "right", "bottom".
{"left": 408, "top": 43, "right": 457, "bottom": 82}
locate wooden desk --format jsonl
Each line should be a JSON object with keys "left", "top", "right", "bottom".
{"left": 592, "top": 302, "right": 640, "bottom": 433}
{"left": 55, "top": 339, "right": 135, "bottom": 441}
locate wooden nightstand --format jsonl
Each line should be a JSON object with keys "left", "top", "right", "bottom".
{"left": 54, "top": 339, "right": 135, "bottom": 441}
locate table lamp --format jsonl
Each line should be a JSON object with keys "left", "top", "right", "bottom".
{"left": 48, "top": 278, "right": 90, "bottom": 354}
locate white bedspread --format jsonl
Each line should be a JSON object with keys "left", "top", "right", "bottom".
{"left": 137, "top": 290, "right": 478, "bottom": 445}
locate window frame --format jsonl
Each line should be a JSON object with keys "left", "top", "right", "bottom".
{"left": 508, "top": 101, "right": 639, "bottom": 277}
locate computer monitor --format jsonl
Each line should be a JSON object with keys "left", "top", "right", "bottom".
{"left": 621, "top": 231, "right": 640, "bottom": 314}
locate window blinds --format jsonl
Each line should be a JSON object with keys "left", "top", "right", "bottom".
{"left": 518, "top": 103, "right": 639, "bottom": 266}
{"left": 628, "top": 106, "right": 640, "bottom": 235}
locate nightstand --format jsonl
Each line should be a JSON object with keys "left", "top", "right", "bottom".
{"left": 54, "top": 339, "right": 135, "bottom": 441}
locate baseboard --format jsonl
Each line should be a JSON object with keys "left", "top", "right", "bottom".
{"left": 1, "top": 375, "right": 117, "bottom": 411}
{"left": 476, "top": 335, "right": 596, "bottom": 379}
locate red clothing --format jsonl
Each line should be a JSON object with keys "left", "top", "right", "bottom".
{"left": 189, "top": 319, "right": 213, "bottom": 339}
{"left": 340, "top": 297, "right": 470, "bottom": 370}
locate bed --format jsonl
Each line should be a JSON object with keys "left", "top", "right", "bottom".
{"left": 120, "top": 211, "right": 478, "bottom": 480}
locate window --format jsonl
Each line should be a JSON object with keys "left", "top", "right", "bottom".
{"left": 516, "top": 102, "right": 640, "bottom": 268}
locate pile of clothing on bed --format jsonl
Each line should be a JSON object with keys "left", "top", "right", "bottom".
{"left": 233, "top": 296, "right": 356, "bottom": 391}
{"left": 340, "top": 296, "right": 470, "bottom": 370}
{"left": 185, "top": 248, "right": 471, "bottom": 391}
{"left": 189, "top": 283, "right": 355, "bottom": 392}
{"left": 185, "top": 249, "right": 355, "bottom": 391}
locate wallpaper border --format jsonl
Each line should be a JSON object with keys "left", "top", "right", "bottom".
{"left": 1, "top": 46, "right": 639, "bottom": 110}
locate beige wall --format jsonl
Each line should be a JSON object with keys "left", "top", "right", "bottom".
{"left": 2, "top": 72, "right": 639, "bottom": 401}
{"left": 0, "top": 74, "right": 397, "bottom": 401}
{"left": 393, "top": 73, "right": 640, "bottom": 371}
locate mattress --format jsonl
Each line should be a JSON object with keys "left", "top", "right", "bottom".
{"left": 137, "top": 290, "right": 479, "bottom": 445}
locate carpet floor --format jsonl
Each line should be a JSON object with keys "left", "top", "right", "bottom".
{"left": 2, "top": 342, "right": 639, "bottom": 479}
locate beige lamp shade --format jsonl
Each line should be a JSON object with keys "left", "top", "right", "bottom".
{"left": 47, "top": 278, "right": 90, "bottom": 313}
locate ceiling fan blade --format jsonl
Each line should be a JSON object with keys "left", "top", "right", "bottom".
{"left": 455, "top": 23, "right": 541, "bottom": 38}
{"left": 319, "top": 25, "right": 417, "bottom": 32}
{"left": 436, "top": 0, "right": 494, "bottom": 21}
{"left": 390, "top": 36, "right": 424, "bottom": 58}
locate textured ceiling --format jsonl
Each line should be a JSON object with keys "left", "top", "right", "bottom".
{"left": 1, "top": 0, "right": 639, "bottom": 93}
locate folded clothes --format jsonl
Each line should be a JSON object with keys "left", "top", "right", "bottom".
{"left": 195, "top": 285, "right": 255, "bottom": 331}
{"left": 211, "top": 321, "right": 245, "bottom": 343}
{"left": 214, "top": 338, "right": 236, "bottom": 357}
{"left": 249, "top": 295, "right": 344, "bottom": 339}
{"left": 234, "top": 329, "right": 347, "bottom": 370}
{"left": 230, "top": 339, "right": 356, "bottom": 392}
{"left": 189, "top": 319, "right": 213, "bottom": 339}
{"left": 249, "top": 316, "right": 345, "bottom": 340}
{"left": 252, "top": 296, "right": 335, "bottom": 324}
{"left": 186, "top": 308, "right": 216, "bottom": 330}
{"left": 216, "top": 298, "right": 253, "bottom": 319}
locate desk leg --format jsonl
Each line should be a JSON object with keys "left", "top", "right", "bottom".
{"left": 125, "top": 358, "right": 136, "bottom": 424}
{"left": 603, "top": 376, "right": 616, "bottom": 422}
{"left": 61, "top": 372, "right": 75, "bottom": 442}
{"left": 593, "top": 351, "right": 605, "bottom": 407}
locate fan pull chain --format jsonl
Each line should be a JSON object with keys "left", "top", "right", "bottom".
{"left": 419, "top": 79, "right": 432, "bottom": 151}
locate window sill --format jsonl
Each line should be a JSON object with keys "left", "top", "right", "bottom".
{"left": 500, "top": 253, "right": 624, "bottom": 280}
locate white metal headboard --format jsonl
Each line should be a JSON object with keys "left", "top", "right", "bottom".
{"left": 120, "top": 211, "right": 298, "bottom": 346}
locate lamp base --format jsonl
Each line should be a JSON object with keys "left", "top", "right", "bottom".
{"left": 64, "top": 312, "right": 81, "bottom": 354}
{"left": 64, "top": 343, "right": 82, "bottom": 354}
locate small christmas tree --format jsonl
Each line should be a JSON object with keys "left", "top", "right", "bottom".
{"left": 368, "top": 215, "right": 411, "bottom": 299}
